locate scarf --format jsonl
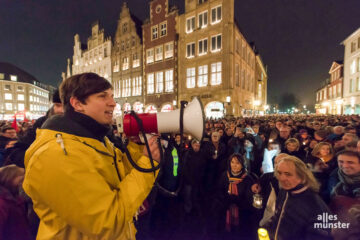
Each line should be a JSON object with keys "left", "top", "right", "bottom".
{"left": 336, "top": 169, "right": 360, "bottom": 197}
{"left": 226, "top": 171, "right": 247, "bottom": 232}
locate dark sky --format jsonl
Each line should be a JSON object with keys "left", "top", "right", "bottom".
{"left": 1, "top": 0, "right": 360, "bottom": 107}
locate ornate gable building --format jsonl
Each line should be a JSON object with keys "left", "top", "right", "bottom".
{"left": 112, "top": 2, "right": 144, "bottom": 113}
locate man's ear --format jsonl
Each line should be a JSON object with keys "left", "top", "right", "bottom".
{"left": 70, "top": 97, "right": 85, "bottom": 112}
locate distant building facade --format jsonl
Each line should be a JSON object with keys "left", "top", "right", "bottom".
{"left": 342, "top": 28, "right": 360, "bottom": 114}
{"left": 112, "top": 2, "right": 144, "bottom": 115}
{"left": 71, "top": 22, "right": 112, "bottom": 83}
{"left": 315, "top": 61, "right": 343, "bottom": 114}
{"left": 0, "top": 62, "right": 50, "bottom": 120}
{"left": 255, "top": 54, "right": 268, "bottom": 114}
{"left": 178, "top": 0, "right": 257, "bottom": 118}
{"left": 142, "top": 0, "right": 179, "bottom": 113}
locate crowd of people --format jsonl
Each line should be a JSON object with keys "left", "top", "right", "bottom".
{"left": 0, "top": 75, "right": 359, "bottom": 240}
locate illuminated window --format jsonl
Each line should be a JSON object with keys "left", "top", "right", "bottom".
{"left": 133, "top": 53, "right": 140, "bottom": 68}
{"left": 211, "top": 5, "right": 222, "bottom": 24}
{"left": 198, "top": 11, "right": 208, "bottom": 29}
{"left": 132, "top": 76, "right": 142, "bottom": 96}
{"left": 146, "top": 49, "right": 154, "bottom": 64}
{"left": 165, "top": 69, "right": 174, "bottom": 92}
{"left": 18, "top": 103, "right": 24, "bottom": 111}
{"left": 122, "top": 78, "right": 131, "bottom": 97}
{"left": 147, "top": 73, "right": 154, "bottom": 94}
{"left": 10, "top": 75, "right": 17, "bottom": 81}
{"left": 211, "top": 62, "right": 222, "bottom": 85}
{"left": 198, "top": 65, "right": 208, "bottom": 87}
{"left": 351, "top": 59, "right": 356, "bottom": 74}
{"left": 198, "top": 38, "right": 208, "bottom": 55}
{"left": 0, "top": 73, "right": 4, "bottom": 79}
{"left": 165, "top": 42, "right": 174, "bottom": 59}
{"left": 122, "top": 57, "right": 129, "bottom": 70}
{"left": 5, "top": 93, "right": 12, "bottom": 100}
{"left": 211, "top": 34, "right": 221, "bottom": 52}
{"left": 186, "top": 43, "right": 195, "bottom": 58}
{"left": 186, "top": 67, "right": 196, "bottom": 88}
{"left": 17, "top": 94, "right": 24, "bottom": 101}
{"left": 113, "top": 60, "right": 119, "bottom": 72}
{"left": 156, "top": 72, "right": 163, "bottom": 93}
{"left": 155, "top": 45, "right": 163, "bottom": 61}
{"left": 235, "top": 63, "right": 240, "bottom": 87}
{"left": 186, "top": 16, "right": 195, "bottom": 33}
{"left": 5, "top": 103, "right": 12, "bottom": 110}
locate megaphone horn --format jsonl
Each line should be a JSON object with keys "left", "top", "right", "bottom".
{"left": 123, "top": 97, "right": 205, "bottom": 141}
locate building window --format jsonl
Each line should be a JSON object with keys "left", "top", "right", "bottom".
{"left": 17, "top": 86, "right": 24, "bottom": 91}
{"left": 133, "top": 53, "right": 140, "bottom": 68}
{"left": 186, "top": 43, "right": 195, "bottom": 58}
{"left": 155, "top": 45, "right": 163, "bottom": 61}
{"left": 5, "top": 93, "right": 12, "bottom": 100}
{"left": 258, "top": 83, "right": 262, "bottom": 98}
{"left": 10, "top": 75, "right": 17, "bottom": 81}
{"left": 235, "top": 63, "right": 240, "bottom": 87}
{"left": 351, "top": 42, "right": 356, "bottom": 53}
{"left": 18, "top": 103, "right": 25, "bottom": 111}
{"left": 122, "top": 23, "right": 128, "bottom": 33}
{"left": 186, "top": 67, "right": 196, "bottom": 88}
{"left": 186, "top": 16, "right": 195, "bottom": 33}
{"left": 198, "top": 11, "right": 208, "bottom": 29}
{"left": 211, "top": 34, "right": 222, "bottom": 52}
{"left": 132, "top": 76, "right": 142, "bottom": 96}
{"left": 357, "top": 77, "right": 360, "bottom": 92}
{"left": 198, "top": 38, "right": 208, "bottom": 56}
{"left": 165, "top": 42, "right": 174, "bottom": 59}
{"left": 236, "top": 38, "right": 240, "bottom": 53}
{"left": 122, "top": 78, "right": 131, "bottom": 97}
{"left": 132, "top": 36, "right": 136, "bottom": 47}
{"left": 17, "top": 94, "right": 24, "bottom": 101}
{"left": 152, "top": 25, "right": 158, "bottom": 40}
{"left": 122, "top": 57, "right": 129, "bottom": 70}
{"left": 165, "top": 69, "right": 174, "bottom": 92}
{"left": 351, "top": 59, "right": 356, "bottom": 74}
{"left": 156, "top": 72, "right": 164, "bottom": 93}
{"left": 113, "top": 60, "right": 119, "bottom": 72}
{"left": 198, "top": 65, "right": 208, "bottom": 87}
{"left": 147, "top": 73, "right": 154, "bottom": 94}
{"left": 121, "top": 41, "right": 125, "bottom": 51}
{"left": 30, "top": 96, "right": 33, "bottom": 102}
{"left": 4, "top": 85, "right": 11, "bottom": 90}
{"left": 146, "top": 48, "right": 154, "bottom": 64}
{"left": 5, "top": 103, "right": 12, "bottom": 110}
{"left": 160, "top": 22, "right": 167, "bottom": 37}
{"left": 211, "top": 62, "right": 222, "bottom": 85}
{"left": 211, "top": 5, "right": 222, "bottom": 24}
{"left": 0, "top": 73, "right": 4, "bottom": 79}
{"left": 198, "top": 0, "right": 208, "bottom": 4}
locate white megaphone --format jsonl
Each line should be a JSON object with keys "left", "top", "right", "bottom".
{"left": 118, "top": 97, "right": 205, "bottom": 141}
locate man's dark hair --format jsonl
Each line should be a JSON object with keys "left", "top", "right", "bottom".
{"left": 60, "top": 73, "right": 112, "bottom": 112}
{"left": 52, "top": 89, "right": 61, "bottom": 103}
{"left": 337, "top": 150, "right": 360, "bottom": 163}
{"left": 1, "top": 126, "right": 15, "bottom": 133}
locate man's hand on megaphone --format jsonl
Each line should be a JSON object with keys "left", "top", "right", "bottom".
{"left": 142, "top": 135, "right": 161, "bottom": 163}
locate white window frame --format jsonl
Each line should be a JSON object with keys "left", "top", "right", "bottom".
{"left": 132, "top": 76, "right": 142, "bottom": 96}
{"left": 155, "top": 45, "right": 163, "bottom": 61}
{"left": 17, "top": 94, "right": 24, "bottom": 101}
{"left": 211, "top": 34, "right": 222, "bottom": 52}
{"left": 211, "top": 5, "right": 222, "bottom": 24}
{"left": 211, "top": 62, "right": 222, "bottom": 85}
{"left": 147, "top": 73, "right": 155, "bottom": 94}
{"left": 152, "top": 25, "right": 158, "bottom": 40}
{"left": 165, "top": 42, "right": 174, "bottom": 59}
{"left": 160, "top": 21, "right": 167, "bottom": 37}
{"left": 5, "top": 103, "right": 12, "bottom": 110}
{"left": 155, "top": 71, "right": 164, "bottom": 93}
{"left": 186, "top": 67, "right": 196, "bottom": 88}
{"left": 122, "top": 57, "right": 129, "bottom": 70}
{"left": 10, "top": 75, "right": 17, "bottom": 81}
{"left": 146, "top": 48, "right": 154, "bottom": 64}
{"left": 198, "top": 65, "right": 208, "bottom": 87}
{"left": 132, "top": 53, "right": 140, "bottom": 68}
{"left": 198, "top": 11, "right": 208, "bottom": 29}
{"left": 18, "top": 103, "right": 25, "bottom": 111}
{"left": 198, "top": 38, "right": 208, "bottom": 56}
{"left": 186, "top": 16, "right": 196, "bottom": 33}
{"left": 165, "top": 69, "right": 174, "bottom": 92}
{"left": 4, "top": 93, "right": 12, "bottom": 100}
{"left": 186, "top": 42, "right": 195, "bottom": 58}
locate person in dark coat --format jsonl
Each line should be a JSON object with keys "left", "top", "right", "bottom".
{"left": 264, "top": 156, "right": 332, "bottom": 240}
{"left": 282, "top": 138, "right": 305, "bottom": 161}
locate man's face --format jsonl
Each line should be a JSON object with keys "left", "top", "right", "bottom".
{"left": 338, "top": 154, "right": 360, "bottom": 176}
{"left": 275, "top": 121, "right": 283, "bottom": 130}
{"left": 53, "top": 103, "right": 64, "bottom": 115}
{"left": 72, "top": 89, "right": 116, "bottom": 125}
{"left": 276, "top": 161, "right": 302, "bottom": 190}
{"left": 269, "top": 122, "right": 275, "bottom": 128}
{"left": 3, "top": 129, "right": 17, "bottom": 139}
{"left": 279, "top": 127, "right": 290, "bottom": 139}
{"left": 342, "top": 134, "right": 354, "bottom": 145}
{"left": 313, "top": 122, "right": 321, "bottom": 130}
{"left": 253, "top": 125, "right": 260, "bottom": 134}
{"left": 175, "top": 135, "right": 181, "bottom": 143}
{"left": 191, "top": 142, "right": 200, "bottom": 152}
{"left": 218, "top": 129, "right": 224, "bottom": 136}
{"left": 357, "top": 141, "right": 360, "bottom": 153}
{"left": 226, "top": 128, "right": 233, "bottom": 136}
{"left": 211, "top": 133, "right": 220, "bottom": 143}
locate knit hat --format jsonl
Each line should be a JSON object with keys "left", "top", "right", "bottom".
{"left": 52, "top": 89, "right": 61, "bottom": 103}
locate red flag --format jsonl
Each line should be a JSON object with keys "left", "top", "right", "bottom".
{"left": 11, "top": 115, "right": 19, "bottom": 132}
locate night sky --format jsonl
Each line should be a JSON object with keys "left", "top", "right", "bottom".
{"left": 1, "top": 0, "right": 360, "bottom": 108}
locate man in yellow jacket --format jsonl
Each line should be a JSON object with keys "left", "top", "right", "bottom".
{"left": 23, "top": 73, "right": 160, "bottom": 240}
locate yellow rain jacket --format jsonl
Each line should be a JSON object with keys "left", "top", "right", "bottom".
{"left": 23, "top": 127, "right": 158, "bottom": 240}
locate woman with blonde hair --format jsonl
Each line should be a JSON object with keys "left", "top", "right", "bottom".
{"left": 264, "top": 156, "right": 332, "bottom": 240}
{"left": 283, "top": 138, "right": 305, "bottom": 160}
